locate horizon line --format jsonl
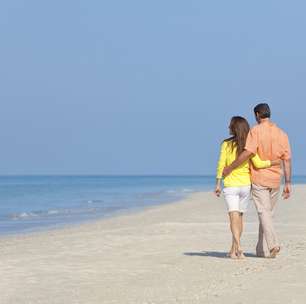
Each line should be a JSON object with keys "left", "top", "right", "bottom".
{"left": 0, "top": 174, "right": 306, "bottom": 178}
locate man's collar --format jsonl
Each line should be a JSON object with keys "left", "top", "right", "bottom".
{"left": 258, "top": 118, "right": 271, "bottom": 124}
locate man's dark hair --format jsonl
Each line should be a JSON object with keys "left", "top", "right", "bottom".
{"left": 254, "top": 103, "right": 271, "bottom": 119}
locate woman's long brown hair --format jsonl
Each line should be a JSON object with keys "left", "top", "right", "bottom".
{"left": 224, "top": 116, "right": 250, "bottom": 156}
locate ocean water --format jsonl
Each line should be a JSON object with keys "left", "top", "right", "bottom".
{"left": 0, "top": 175, "right": 215, "bottom": 235}
{"left": 0, "top": 175, "right": 305, "bottom": 235}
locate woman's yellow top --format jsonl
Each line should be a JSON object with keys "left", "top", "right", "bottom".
{"left": 216, "top": 140, "right": 271, "bottom": 187}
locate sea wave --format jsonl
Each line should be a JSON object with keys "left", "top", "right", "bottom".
{"left": 87, "top": 199, "right": 104, "bottom": 204}
{"left": 10, "top": 207, "right": 96, "bottom": 220}
{"left": 8, "top": 204, "right": 126, "bottom": 221}
{"left": 182, "top": 188, "right": 195, "bottom": 193}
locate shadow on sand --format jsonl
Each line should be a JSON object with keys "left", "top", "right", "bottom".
{"left": 183, "top": 251, "right": 258, "bottom": 258}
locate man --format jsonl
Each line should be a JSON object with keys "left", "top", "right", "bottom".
{"left": 223, "top": 103, "right": 292, "bottom": 258}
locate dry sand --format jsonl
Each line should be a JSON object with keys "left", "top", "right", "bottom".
{"left": 0, "top": 185, "right": 306, "bottom": 304}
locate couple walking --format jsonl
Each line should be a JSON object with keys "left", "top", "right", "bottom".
{"left": 215, "top": 103, "right": 292, "bottom": 259}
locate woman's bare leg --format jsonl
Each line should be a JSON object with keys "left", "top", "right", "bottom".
{"left": 239, "top": 213, "right": 244, "bottom": 237}
{"left": 228, "top": 211, "right": 241, "bottom": 259}
{"left": 237, "top": 213, "right": 245, "bottom": 258}
{"left": 227, "top": 236, "right": 236, "bottom": 257}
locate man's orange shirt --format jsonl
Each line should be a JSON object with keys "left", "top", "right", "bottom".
{"left": 245, "top": 121, "right": 291, "bottom": 188}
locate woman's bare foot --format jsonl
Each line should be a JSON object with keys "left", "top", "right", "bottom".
{"left": 229, "top": 252, "right": 238, "bottom": 259}
{"left": 236, "top": 249, "right": 246, "bottom": 259}
{"left": 226, "top": 243, "right": 236, "bottom": 258}
{"left": 270, "top": 246, "right": 281, "bottom": 258}
{"left": 226, "top": 249, "right": 236, "bottom": 257}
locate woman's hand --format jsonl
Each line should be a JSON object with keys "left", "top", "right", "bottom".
{"left": 271, "top": 159, "right": 282, "bottom": 166}
{"left": 215, "top": 185, "right": 222, "bottom": 197}
{"left": 215, "top": 179, "right": 222, "bottom": 197}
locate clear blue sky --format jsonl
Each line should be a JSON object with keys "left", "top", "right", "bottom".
{"left": 1, "top": 1, "right": 305, "bottom": 175}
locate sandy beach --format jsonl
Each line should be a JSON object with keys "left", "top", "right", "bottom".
{"left": 0, "top": 185, "right": 305, "bottom": 304}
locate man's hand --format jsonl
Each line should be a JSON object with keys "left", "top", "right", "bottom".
{"left": 282, "top": 182, "right": 291, "bottom": 200}
{"left": 282, "top": 159, "right": 292, "bottom": 200}
{"left": 222, "top": 166, "right": 233, "bottom": 177}
{"left": 222, "top": 150, "right": 253, "bottom": 178}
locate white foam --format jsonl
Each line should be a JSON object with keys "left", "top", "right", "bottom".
{"left": 47, "top": 210, "right": 59, "bottom": 215}
{"left": 182, "top": 188, "right": 194, "bottom": 193}
{"left": 166, "top": 190, "right": 176, "bottom": 193}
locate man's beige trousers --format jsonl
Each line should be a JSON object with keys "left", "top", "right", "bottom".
{"left": 252, "top": 183, "right": 280, "bottom": 257}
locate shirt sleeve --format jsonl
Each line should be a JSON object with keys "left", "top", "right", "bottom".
{"left": 216, "top": 142, "right": 227, "bottom": 179}
{"left": 281, "top": 134, "right": 292, "bottom": 160}
{"left": 245, "top": 128, "right": 258, "bottom": 154}
{"left": 251, "top": 154, "right": 271, "bottom": 169}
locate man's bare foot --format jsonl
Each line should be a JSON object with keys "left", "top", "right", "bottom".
{"left": 256, "top": 252, "right": 268, "bottom": 258}
{"left": 270, "top": 246, "right": 280, "bottom": 258}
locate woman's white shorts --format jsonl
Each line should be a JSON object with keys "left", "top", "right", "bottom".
{"left": 223, "top": 186, "right": 251, "bottom": 213}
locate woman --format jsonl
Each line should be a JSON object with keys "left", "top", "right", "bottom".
{"left": 215, "top": 116, "right": 280, "bottom": 259}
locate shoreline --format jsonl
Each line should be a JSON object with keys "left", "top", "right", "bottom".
{"left": 0, "top": 193, "right": 198, "bottom": 241}
{"left": 0, "top": 176, "right": 306, "bottom": 238}
{"left": 0, "top": 185, "right": 305, "bottom": 303}
{"left": 1, "top": 180, "right": 303, "bottom": 239}
{"left": 0, "top": 190, "right": 204, "bottom": 240}
{"left": 0, "top": 175, "right": 214, "bottom": 237}
{"left": 0, "top": 182, "right": 302, "bottom": 240}
{"left": 0, "top": 186, "right": 211, "bottom": 239}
